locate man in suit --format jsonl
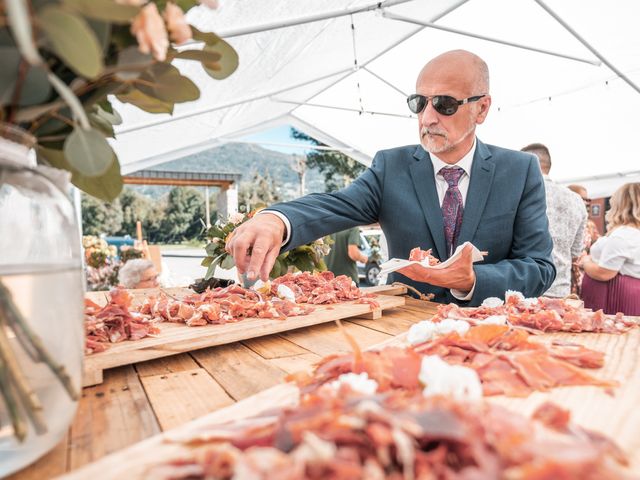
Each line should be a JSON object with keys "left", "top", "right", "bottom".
{"left": 226, "top": 50, "right": 555, "bottom": 306}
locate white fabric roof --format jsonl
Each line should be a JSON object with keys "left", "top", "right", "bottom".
{"left": 112, "top": 0, "right": 640, "bottom": 198}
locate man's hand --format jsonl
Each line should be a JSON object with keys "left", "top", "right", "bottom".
{"left": 397, "top": 243, "right": 476, "bottom": 292}
{"left": 225, "top": 213, "right": 286, "bottom": 281}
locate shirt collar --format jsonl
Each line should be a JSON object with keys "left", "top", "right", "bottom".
{"left": 430, "top": 137, "right": 476, "bottom": 177}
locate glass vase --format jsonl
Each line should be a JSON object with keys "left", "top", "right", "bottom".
{"left": 0, "top": 123, "right": 84, "bottom": 476}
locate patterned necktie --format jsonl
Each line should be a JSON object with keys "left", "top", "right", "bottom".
{"left": 440, "top": 167, "right": 465, "bottom": 257}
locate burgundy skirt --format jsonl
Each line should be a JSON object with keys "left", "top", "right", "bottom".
{"left": 582, "top": 273, "right": 640, "bottom": 316}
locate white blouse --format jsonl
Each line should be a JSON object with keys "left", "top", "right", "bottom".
{"left": 590, "top": 226, "right": 640, "bottom": 279}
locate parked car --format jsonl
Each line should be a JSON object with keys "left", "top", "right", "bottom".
{"left": 357, "top": 228, "right": 387, "bottom": 286}
{"left": 102, "top": 235, "right": 134, "bottom": 250}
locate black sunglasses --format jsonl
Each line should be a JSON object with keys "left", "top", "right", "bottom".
{"left": 407, "top": 94, "right": 486, "bottom": 116}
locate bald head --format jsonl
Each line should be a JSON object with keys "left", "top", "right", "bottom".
{"left": 417, "top": 50, "right": 490, "bottom": 94}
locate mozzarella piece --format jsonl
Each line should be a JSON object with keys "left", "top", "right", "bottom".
{"left": 329, "top": 372, "right": 378, "bottom": 395}
{"left": 276, "top": 284, "right": 296, "bottom": 302}
{"left": 406, "top": 318, "right": 470, "bottom": 345}
{"left": 419, "top": 355, "right": 483, "bottom": 400}
{"left": 482, "top": 296, "right": 504, "bottom": 308}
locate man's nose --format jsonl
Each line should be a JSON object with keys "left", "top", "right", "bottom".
{"left": 419, "top": 100, "right": 439, "bottom": 125}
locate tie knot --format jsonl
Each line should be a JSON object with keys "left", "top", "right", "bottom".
{"left": 440, "top": 167, "right": 465, "bottom": 187}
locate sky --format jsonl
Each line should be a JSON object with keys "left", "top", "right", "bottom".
{"left": 240, "top": 125, "right": 316, "bottom": 155}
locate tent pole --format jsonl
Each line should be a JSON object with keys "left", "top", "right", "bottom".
{"left": 362, "top": 66, "right": 408, "bottom": 97}
{"left": 212, "top": 0, "right": 416, "bottom": 39}
{"left": 273, "top": 98, "right": 414, "bottom": 119}
{"left": 533, "top": 0, "right": 640, "bottom": 95}
{"left": 383, "top": 11, "right": 600, "bottom": 66}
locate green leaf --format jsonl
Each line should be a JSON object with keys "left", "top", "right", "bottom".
{"left": 191, "top": 25, "right": 221, "bottom": 46}
{"left": 220, "top": 255, "right": 235, "bottom": 270}
{"left": 204, "top": 260, "right": 217, "bottom": 280}
{"left": 94, "top": 102, "right": 122, "bottom": 126}
{"left": 38, "top": 5, "right": 104, "bottom": 78}
{"left": 116, "top": 46, "right": 153, "bottom": 81}
{"left": 190, "top": 26, "right": 239, "bottom": 80}
{"left": 138, "top": 63, "right": 200, "bottom": 103}
{"left": 0, "top": 47, "right": 51, "bottom": 106}
{"left": 89, "top": 111, "right": 114, "bottom": 137}
{"left": 61, "top": 0, "right": 141, "bottom": 24}
{"left": 38, "top": 147, "right": 123, "bottom": 201}
{"left": 64, "top": 127, "right": 114, "bottom": 176}
{"left": 201, "top": 256, "right": 214, "bottom": 267}
{"left": 46, "top": 72, "right": 90, "bottom": 129}
{"left": 205, "top": 242, "right": 219, "bottom": 256}
{"left": 6, "top": 0, "right": 44, "bottom": 65}
{"left": 172, "top": 48, "right": 222, "bottom": 66}
{"left": 87, "top": 19, "right": 111, "bottom": 53}
{"left": 116, "top": 88, "right": 174, "bottom": 114}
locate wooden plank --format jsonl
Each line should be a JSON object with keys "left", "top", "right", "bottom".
{"left": 192, "top": 343, "right": 289, "bottom": 401}
{"left": 68, "top": 366, "right": 161, "bottom": 471}
{"left": 139, "top": 368, "right": 234, "bottom": 430}
{"left": 83, "top": 294, "right": 404, "bottom": 387}
{"left": 241, "top": 335, "right": 309, "bottom": 359}
{"left": 361, "top": 284, "right": 407, "bottom": 296}
{"left": 279, "top": 320, "right": 392, "bottom": 357}
{"left": 135, "top": 353, "right": 200, "bottom": 377}
{"left": 59, "top": 384, "right": 300, "bottom": 480}
{"left": 349, "top": 298, "right": 434, "bottom": 335}
{"left": 268, "top": 352, "right": 323, "bottom": 375}
{"left": 6, "top": 433, "right": 68, "bottom": 480}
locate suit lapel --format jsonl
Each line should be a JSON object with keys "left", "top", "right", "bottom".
{"left": 409, "top": 146, "right": 447, "bottom": 260}
{"left": 458, "top": 140, "right": 495, "bottom": 244}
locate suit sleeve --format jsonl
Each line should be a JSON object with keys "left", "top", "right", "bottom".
{"left": 470, "top": 157, "right": 556, "bottom": 303}
{"left": 268, "top": 152, "right": 386, "bottom": 252}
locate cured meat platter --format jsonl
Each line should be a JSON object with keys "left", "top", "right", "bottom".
{"left": 62, "top": 318, "right": 640, "bottom": 479}
{"left": 82, "top": 284, "right": 406, "bottom": 387}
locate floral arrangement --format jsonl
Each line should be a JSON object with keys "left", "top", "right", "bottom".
{"left": 81, "top": 235, "right": 144, "bottom": 290}
{"left": 202, "top": 211, "right": 332, "bottom": 280}
{"left": 1, "top": 0, "right": 237, "bottom": 201}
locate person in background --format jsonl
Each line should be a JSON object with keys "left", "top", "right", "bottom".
{"left": 521, "top": 143, "right": 586, "bottom": 298}
{"left": 568, "top": 184, "right": 601, "bottom": 296}
{"left": 325, "top": 227, "right": 368, "bottom": 285}
{"left": 118, "top": 258, "right": 160, "bottom": 289}
{"left": 580, "top": 183, "right": 640, "bottom": 315}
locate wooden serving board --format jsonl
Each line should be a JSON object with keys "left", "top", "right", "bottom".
{"left": 83, "top": 286, "right": 406, "bottom": 387}
{"left": 66, "top": 321, "right": 640, "bottom": 478}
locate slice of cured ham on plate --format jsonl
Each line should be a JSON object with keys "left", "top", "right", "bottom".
{"left": 379, "top": 241, "right": 485, "bottom": 275}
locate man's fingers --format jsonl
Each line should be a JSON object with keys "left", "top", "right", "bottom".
{"left": 260, "top": 247, "right": 281, "bottom": 281}
{"left": 228, "top": 229, "right": 253, "bottom": 274}
{"left": 246, "top": 237, "right": 273, "bottom": 280}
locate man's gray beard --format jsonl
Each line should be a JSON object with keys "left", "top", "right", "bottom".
{"left": 421, "top": 120, "right": 476, "bottom": 154}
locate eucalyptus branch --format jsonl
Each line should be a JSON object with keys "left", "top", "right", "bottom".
{"left": 7, "top": 59, "right": 29, "bottom": 124}
{"left": 0, "top": 315, "right": 47, "bottom": 435}
{"left": 0, "top": 354, "right": 28, "bottom": 442}
{"left": 0, "top": 281, "right": 79, "bottom": 401}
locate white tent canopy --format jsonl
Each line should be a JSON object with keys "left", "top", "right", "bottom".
{"left": 112, "top": 0, "right": 640, "bottom": 198}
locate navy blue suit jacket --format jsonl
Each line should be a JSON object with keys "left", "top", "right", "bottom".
{"left": 270, "top": 139, "right": 556, "bottom": 306}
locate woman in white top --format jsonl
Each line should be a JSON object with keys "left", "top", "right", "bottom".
{"left": 580, "top": 183, "right": 640, "bottom": 315}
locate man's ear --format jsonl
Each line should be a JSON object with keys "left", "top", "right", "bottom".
{"left": 475, "top": 95, "right": 492, "bottom": 124}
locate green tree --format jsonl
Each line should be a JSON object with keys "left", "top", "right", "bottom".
{"left": 116, "top": 188, "right": 152, "bottom": 237}
{"left": 81, "top": 195, "right": 123, "bottom": 236}
{"left": 160, "top": 187, "right": 205, "bottom": 243}
{"left": 290, "top": 128, "right": 366, "bottom": 192}
{"left": 238, "top": 171, "right": 282, "bottom": 212}
{"left": 144, "top": 198, "right": 168, "bottom": 244}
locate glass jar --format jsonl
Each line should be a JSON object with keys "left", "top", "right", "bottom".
{"left": 0, "top": 123, "right": 84, "bottom": 476}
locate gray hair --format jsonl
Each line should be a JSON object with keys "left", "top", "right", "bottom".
{"left": 118, "top": 259, "right": 155, "bottom": 288}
